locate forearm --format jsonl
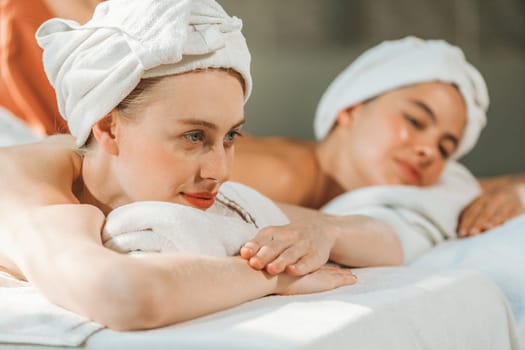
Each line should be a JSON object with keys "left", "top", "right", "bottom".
{"left": 279, "top": 203, "right": 403, "bottom": 268}
{"left": 478, "top": 172, "right": 525, "bottom": 191}
{"left": 129, "top": 254, "right": 278, "bottom": 330}
{"left": 329, "top": 215, "right": 403, "bottom": 267}
{"left": 6, "top": 206, "right": 280, "bottom": 330}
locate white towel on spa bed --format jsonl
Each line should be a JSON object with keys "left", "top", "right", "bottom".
{"left": 2, "top": 267, "right": 520, "bottom": 350}
{"left": 321, "top": 161, "right": 481, "bottom": 263}
{"left": 0, "top": 272, "right": 103, "bottom": 347}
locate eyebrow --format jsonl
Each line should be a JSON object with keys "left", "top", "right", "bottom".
{"left": 178, "top": 118, "right": 245, "bottom": 130}
{"left": 408, "top": 99, "right": 436, "bottom": 123}
{"left": 408, "top": 99, "right": 460, "bottom": 148}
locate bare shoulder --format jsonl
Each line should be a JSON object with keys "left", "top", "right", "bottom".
{"left": 233, "top": 136, "right": 319, "bottom": 206}
{"left": 0, "top": 134, "right": 82, "bottom": 206}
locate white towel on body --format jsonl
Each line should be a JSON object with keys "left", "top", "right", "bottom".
{"left": 103, "top": 182, "right": 289, "bottom": 256}
{"left": 322, "top": 161, "right": 481, "bottom": 263}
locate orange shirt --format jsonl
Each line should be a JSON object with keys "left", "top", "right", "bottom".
{"left": 0, "top": 0, "right": 68, "bottom": 135}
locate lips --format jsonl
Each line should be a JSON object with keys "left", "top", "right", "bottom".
{"left": 181, "top": 192, "right": 218, "bottom": 210}
{"left": 395, "top": 160, "right": 422, "bottom": 185}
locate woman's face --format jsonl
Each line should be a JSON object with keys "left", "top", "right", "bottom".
{"left": 109, "top": 70, "right": 245, "bottom": 210}
{"left": 330, "top": 82, "right": 466, "bottom": 189}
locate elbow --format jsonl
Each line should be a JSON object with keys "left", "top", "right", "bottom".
{"left": 383, "top": 248, "right": 404, "bottom": 266}
{"left": 98, "top": 287, "right": 167, "bottom": 331}
{"left": 381, "top": 229, "right": 404, "bottom": 266}
{"left": 79, "top": 262, "right": 176, "bottom": 331}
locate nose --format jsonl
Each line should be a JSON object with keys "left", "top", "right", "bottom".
{"left": 414, "top": 143, "right": 436, "bottom": 166}
{"left": 200, "top": 145, "right": 231, "bottom": 183}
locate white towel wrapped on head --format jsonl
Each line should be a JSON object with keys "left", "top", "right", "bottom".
{"left": 36, "top": 0, "right": 252, "bottom": 147}
{"left": 314, "top": 36, "right": 489, "bottom": 160}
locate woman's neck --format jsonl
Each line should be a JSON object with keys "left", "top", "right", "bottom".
{"left": 77, "top": 149, "right": 120, "bottom": 216}
{"left": 314, "top": 135, "right": 361, "bottom": 206}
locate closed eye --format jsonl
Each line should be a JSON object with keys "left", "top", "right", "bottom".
{"left": 438, "top": 144, "right": 450, "bottom": 159}
{"left": 403, "top": 113, "right": 424, "bottom": 129}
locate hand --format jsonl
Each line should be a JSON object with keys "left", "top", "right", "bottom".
{"left": 458, "top": 182, "right": 525, "bottom": 237}
{"left": 276, "top": 264, "right": 357, "bottom": 295}
{"left": 240, "top": 219, "right": 336, "bottom": 277}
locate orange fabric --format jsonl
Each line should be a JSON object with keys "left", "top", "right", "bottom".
{"left": 0, "top": 0, "right": 69, "bottom": 135}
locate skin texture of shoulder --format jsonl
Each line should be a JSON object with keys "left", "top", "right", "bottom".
{"left": 0, "top": 135, "right": 84, "bottom": 279}
{"left": 232, "top": 135, "right": 321, "bottom": 207}
{"left": 0, "top": 135, "right": 82, "bottom": 207}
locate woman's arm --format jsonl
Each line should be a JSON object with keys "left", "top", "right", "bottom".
{"left": 3, "top": 203, "right": 356, "bottom": 331}
{"left": 240, "top": 203, "right": 403, "bottom": 276}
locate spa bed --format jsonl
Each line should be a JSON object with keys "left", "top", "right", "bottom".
{"left": 2, "top": 215, "right": 525, "bottom": 350}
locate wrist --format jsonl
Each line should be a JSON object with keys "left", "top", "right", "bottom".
{"left": 232, "top": 256, "right": 280, "bottom": 295}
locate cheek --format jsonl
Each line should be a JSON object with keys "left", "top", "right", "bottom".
{"left": 423, "top": 162, "right": 445, "bottom": 185}
{"left": 119, "top": 142, "right": 195, "bottom": 191}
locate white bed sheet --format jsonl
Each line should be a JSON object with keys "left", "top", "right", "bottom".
{"left": 1, "top": 266, "right": 520, "bottom": 350}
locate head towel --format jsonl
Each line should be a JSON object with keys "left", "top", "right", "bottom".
{"left": 36, "top": 0, "right": 251, "bottom": 146}
{"left": 314, "top": 36, "right": 489, "bottom": 159}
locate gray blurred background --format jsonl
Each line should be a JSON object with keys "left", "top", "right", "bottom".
{"left": 220, "top": 0, "right": 525, "bottom": 177}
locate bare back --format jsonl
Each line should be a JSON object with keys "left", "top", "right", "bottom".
{"left": 232, "top": 135, "right": 324, "bottom": 207}
{"left": 0, "top": 135, "right": 84, "bottom": 278}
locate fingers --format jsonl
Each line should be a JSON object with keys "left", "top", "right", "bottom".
{"left": 458, "top": 198, "right": 485, "bottom": 237}
{"left": 240, "top": 227, "right": 277, "bottom": 261}
{"left": 239, "top": 241, "right": 258, "bottom": 259}
{"left": 240, "top": 224, "right": 332, "bottom": 276}
{"left": 314, "top": 265, "right": 358, "bottom": 291}
{"left": 266, "top": 245, "right": 304, "bottom": 275}
{"left": 460, "top": 200, "right": 522, "bottom": 237}
{"left": 240, "top": 227, "right": 292, "bottom": 272}
{"left": 277, "top": 265, "right": 357, "bottom": 296}
{"left": 285, "top": 252, "right": 326, "bottom": 276}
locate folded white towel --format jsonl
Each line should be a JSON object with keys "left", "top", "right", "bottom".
{"left": 321, "top": 161, "right": 481, "bottom": 263}
{"left": 103, "top": 182, "right": 289, "bottom": 256}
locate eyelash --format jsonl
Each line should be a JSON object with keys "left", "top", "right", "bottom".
{"left": 183, "top": 131, "right": 204, "bottom": 144}
{"left": 224, "top": 131, "right": 242, "bottom": 146}
{"left": 182, "top": 130, "right": 243, "bottom": 147}
{"left": 403, "top": 114, "right": 452, "bottom": 159}
{"left": 438, "top": 145, "right": 450, "bottom": 159}
{"left": 403, "top": 114, "right": 424, "bottom": 129}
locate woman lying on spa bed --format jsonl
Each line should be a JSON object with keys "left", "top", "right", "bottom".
{"left": 232, "top": 37, "right": 524, "bottom": 238}
{"left": 0, "top": 0, "right": 424, "bottom": 331}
